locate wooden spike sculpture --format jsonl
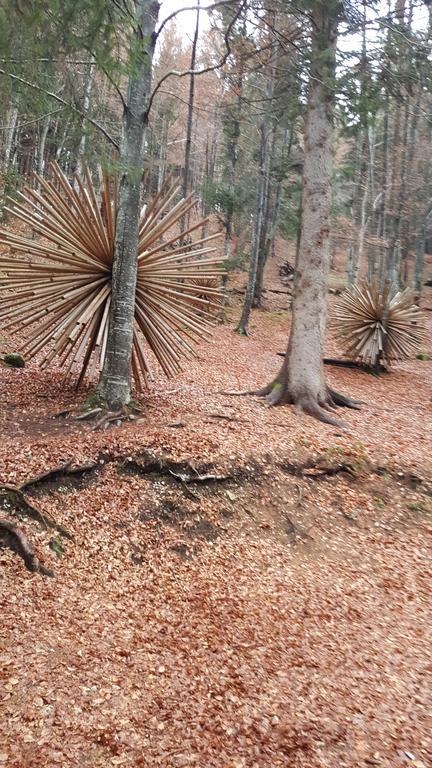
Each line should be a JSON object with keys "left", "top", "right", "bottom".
{"left": 0, "top": 163, "right": 224, "bottom": 391}
{"left": 331, "top": 281, "right": 425, "bottom": 368}
{"left": 190, "top": 277, "right": 224, "bottom": 317}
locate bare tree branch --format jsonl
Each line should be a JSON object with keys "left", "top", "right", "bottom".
{"left": 148, "top": 0, "right": 247, "bottom": 116}
{"left": 0, "top": 107, "right": 64, "bottom": 131}
{"left": 0, "top": 68, "right": 119, "bottom": 150}
{"left": 156, "top": 0, "right": 241, "bottom": 38}
{"left": 0, "top": 58, "right": 96, "bottom": 65}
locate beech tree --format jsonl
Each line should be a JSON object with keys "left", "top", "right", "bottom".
{"left": 256, "top": 0, "right": 360, "bottom": 424}
{"left": 98, "top": 0, "right": 160, "bottom": 409}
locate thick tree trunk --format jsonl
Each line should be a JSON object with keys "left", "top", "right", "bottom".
{"left": 98, "top": 0, "right": 159, "bottom": 410}
{"left": 256, "top": 1, "right": 359, "bottom": 424}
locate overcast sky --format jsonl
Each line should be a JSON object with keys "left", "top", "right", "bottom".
{"left": 158, "top": 1, "right": 431, "bottom": 55}
{"left": 159, "top": 0, "right": 212, "bottom": 43}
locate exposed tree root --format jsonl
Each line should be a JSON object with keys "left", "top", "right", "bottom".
{"left": 20, "top": 460, "right": 98, "bottom": 494}
{"left": 73, "top": 399, "right": 142, "bottom": 430}
{"left": 0, "top": 518, "right": 53, "bottom": 575}
{"left": 236, "top": 326, "right": 249, "bottom": 337}
{"left": 168, "top": 470, "right": 231, "bottom": 484}
{"left": 222, "top": 382, "right": 358, "bottom": 427}
{"left": 92, "top": 405, "right": 141, "bottom": 431}
{"left": 74, "top": 407, "right": 103, "bottom": 421}
{"left": 0, "top": 483, "right": 73, "bottom": 540}
{"left": 219, "top": 389, "right": 256, "bottom": 396}
{"left": 252, "top": 372, "right": 363, "bottom": 427}
{"left": 0, "top": 475, "right": 77, "bottom": 575}
{"left": 121, "top": 453, "right": 232, "bottom": 484}
{"left": 328, "top": 388, "right": 363, "bottom": 410}
{"left": 299, "top": 397, "right": 346, "bottom": 427}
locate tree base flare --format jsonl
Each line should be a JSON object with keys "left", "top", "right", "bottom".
{"left": 74, "top": 397, "right": 142, "bottom": 430}
{"left": 254, "top": 378, "right": 362, "bottom": 427}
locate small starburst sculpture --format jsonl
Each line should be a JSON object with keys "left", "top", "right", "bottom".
{"left": 331, "top": 281, "right": 425, "bottom": 367}
{"left": 0, "top": 163, "right": 224, "bottom": 390}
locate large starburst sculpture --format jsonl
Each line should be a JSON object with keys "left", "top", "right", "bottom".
{"left": 331, "top": 281, "right": 425, "bottom": 367}
{"left": 0, "top": 163, "right": 224, "bottom": 390}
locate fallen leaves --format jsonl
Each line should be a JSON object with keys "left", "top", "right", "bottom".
{"left": 0, "top": 274, "right": 432, "bottom": 767}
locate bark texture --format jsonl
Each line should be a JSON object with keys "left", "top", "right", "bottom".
{"left": 3, "top": 102, "right": 18, "bottom": 170}
{"left": 98, "top": 0, "right": 160, "bottom": 409}
{"left": 256, "top": 1, "right": 358, "bottom": 424}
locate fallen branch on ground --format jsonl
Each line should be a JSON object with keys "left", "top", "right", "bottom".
{"left": 303, "top": 463, "right": 356, "bottom": 478}
{"left": 276, "top": 352, "right": 382, "bottom": 373}
{"left": 207, "top": 412, "right": 247, "bottom": 422}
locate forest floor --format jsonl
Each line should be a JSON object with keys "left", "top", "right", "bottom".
{"left": 1, "top": 244, "right": 431, "bottom": 768}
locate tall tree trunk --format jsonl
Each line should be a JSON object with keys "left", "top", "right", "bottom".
{"left": 236, "top": 121, "right": 267, "bottom": 334}
{"left": 385, "top": 95, "right": 410, "bottom": 290}
{"left": 76, "top": 61, "right": 95, "bottom": 178}
{"left": 252, "top": 121, "right": 275, "bottom": 308}
{"left": 354, "top": 124, "right": 376, "bottom": 283}
{"left": 347, "top": 129, "right": 365, "bottom": 285}
{"left": 413, "top": 205, "right": 431, "bottom": 297}
{"left": 377, "top": 89, "right": 390, "bottom": 289}
{"left": 252, "top": 38, "right": 278, "bottom": 308}
{"left": 98, "top": 0, "right": 160, "bottom": 409}
{"left": 238, "top": 35, "right": 276, "bottom": 327}
{"left": 157, "top": 113, "right": 168, "bottom": 192}
{"left": 399, "top": 83, "right": 421, "bottom": 286}
{"left": 182, "top": 0, "right": 199, "bottom": 236}
{"left": 223, "top": 90, "right": 241, "bottom": 259}
{"left": 256, "top": 1, "right": 357, "bottom": 424}
{"left": 55, "top": 117, "right": 71, "bottom": 162}
{"left": 3, "top": 102, "right": 18, "bottom": 170}
{"left": 36, "top": 115, "right": 50, "bottom": 177}
{"left": 267, "top": 126, "right": 292, "bottom": 261}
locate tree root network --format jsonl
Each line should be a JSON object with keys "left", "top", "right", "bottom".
{"left": 0, "top": 460, "right": 98, "bottom": 575}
